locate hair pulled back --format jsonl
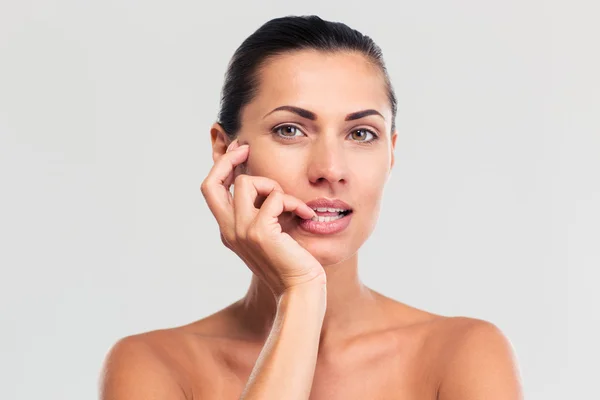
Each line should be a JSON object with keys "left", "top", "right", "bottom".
{"left": 217, "top": 15, "right": 397, "bottom": 139}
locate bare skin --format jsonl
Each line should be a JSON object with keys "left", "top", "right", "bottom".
{"left": 100, "top": 290, "right": 521, "bottom": 399}
{"left": 100, "top": 50, "right": 523, "bottom": 399}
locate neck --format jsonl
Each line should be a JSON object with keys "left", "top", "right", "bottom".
{"left": 234, "top": 253, "right": 386, "bottom": 346}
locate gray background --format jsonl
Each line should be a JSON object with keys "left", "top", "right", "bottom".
{"left": 1, "top": 0, "right": 598, "bottom": 398}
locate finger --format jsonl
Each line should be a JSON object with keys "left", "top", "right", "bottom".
{"left": 233, "top": 175, "right": 287, "bottom": 232}
{"left": 200, "top": 144, "right": 249, "bottom": 231}
{"left": 221, "top": 141, "right": 248, "bottom": 190}
{"left": 222, "top": 139, "right": 243, "bottom": 188}
{"left": 254, "top": 190, "right": 316, "bottom": 229}
{"left": 226, "top": 138, "right": 240, "bottom": 153}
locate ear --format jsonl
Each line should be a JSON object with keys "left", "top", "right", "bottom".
{"left": 210, "top": 122, "right": 231, "bottom": 163}
{"left": 390, "top": 130, "right": 398, "bottom": 170}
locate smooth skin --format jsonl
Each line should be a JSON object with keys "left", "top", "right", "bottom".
{"left": 100, "top": 49, "right": 524, "bottom": 399}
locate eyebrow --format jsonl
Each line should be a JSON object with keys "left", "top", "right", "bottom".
{"left": 263, "top": 105, "right": 385, "bottom": 122}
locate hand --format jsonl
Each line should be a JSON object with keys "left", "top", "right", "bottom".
{"left": 200, "top": 139, "right": 326, "bottom": 298}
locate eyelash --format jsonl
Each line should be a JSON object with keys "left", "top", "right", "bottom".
{"left": 271, "top": 124, "right": 380, "bottom": 145}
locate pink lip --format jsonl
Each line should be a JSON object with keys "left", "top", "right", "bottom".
{"left": 298, "top": 212, "right": 353, "bottom": 235}
{"left": 297, "top": 197, "right": 353, "bottom": 235}
{"left": 304, "top": 197, "right": 352, "bottom": 210}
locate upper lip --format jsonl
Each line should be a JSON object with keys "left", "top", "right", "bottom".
{"left": 305, "top": 197, "right": 352, "bottom": 210}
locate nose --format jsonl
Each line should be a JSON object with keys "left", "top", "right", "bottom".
{"left": 306, "top": 135, "right": 347, "bottom": 186}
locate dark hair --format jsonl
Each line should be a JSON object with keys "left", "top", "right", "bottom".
{"left": 216, "top": 15, "right": 397, "bottom": 139}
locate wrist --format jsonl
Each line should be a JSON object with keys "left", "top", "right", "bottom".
{"left": 282, "top": 276, "right": 327, "bottom": 299}
{"left": 277, "top": 280, "right": 327, "bottom": 316}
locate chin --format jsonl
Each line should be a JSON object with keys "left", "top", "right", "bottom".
{"left": 296, "top": 237, "right": 357, "bottom": 267}
{"left": 281, "top": 215, "right": 369, "bottom": 266}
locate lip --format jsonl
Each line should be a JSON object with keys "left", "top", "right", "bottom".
{"left": 296, "top": 197, "right": 353, "bottom": 235}
{"left": 297, "top": 212, "right": 353, "bottom": 235}
{"left": 304, "top": 197, "right": 352, "bottom": 211}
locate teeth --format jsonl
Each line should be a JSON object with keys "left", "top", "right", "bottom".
{"left": 310, "top": 214, "right": 345, "bottom": 222}
{"left": 311, "top": 207, "right": 347, "bottom": 213}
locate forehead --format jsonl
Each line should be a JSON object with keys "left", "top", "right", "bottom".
{"left": 245, "top": 50, "right": 391, "bottom": 122}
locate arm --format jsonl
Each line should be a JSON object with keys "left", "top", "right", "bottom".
{"left": 99, "top": 336, "right": 187, "bottom": 400}
{"left": 99, "top": 284, "right": 325, "bottom": 400}
{"left": 437, "top": 320, "right": 524, "bottom": 400}
{"left": 240, "top": 282, "right": 326, "bottom": 400}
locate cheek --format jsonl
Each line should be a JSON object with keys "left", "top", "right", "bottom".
{"left": 247, "top": 146, "right": 303, "bottom": 185}
{"left": 356, "top": 164, "right": 388, "bottom": 199}
{"left": 352, "top": 167, "right": 388, "bottom": 229}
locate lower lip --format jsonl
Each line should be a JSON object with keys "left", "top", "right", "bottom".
{"left": 298, "top": 212, "right": 353, "bottom": 235}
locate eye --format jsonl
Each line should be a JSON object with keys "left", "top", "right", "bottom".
{"left": 348, "top": 128, "right": 378, "bottom": 144}
{"left": 272, "top": 124, "right": 305, "bottom": 140}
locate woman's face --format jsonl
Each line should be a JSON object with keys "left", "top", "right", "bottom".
{"left": 220, "top": 49, "right": 397, "bottom": 266}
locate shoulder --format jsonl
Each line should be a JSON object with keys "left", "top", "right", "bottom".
{"left": 431, "top": 316, "right": 524, "bottom": 400}
{"left": 99, "top": 329, "right": 199, "bottom": 400}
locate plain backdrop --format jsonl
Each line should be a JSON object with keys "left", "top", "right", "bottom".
{"left": 1, "top": 1, "right": 598, "bottom": 399}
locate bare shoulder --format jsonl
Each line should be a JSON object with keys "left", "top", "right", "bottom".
{"left": 99, "top": 328, "right": 211, "bottom": 400}
{"left": 426, "top": 316, "right": 524, "bottom": 400}
{"left": 99, "top": 304, "right": 251, "bottom": 400}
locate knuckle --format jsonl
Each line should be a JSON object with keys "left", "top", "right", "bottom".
{"left": 221, "top": 229, "right": 236, "bottom": 247}
{"left": 269, "top": 189, "right": 282, "bottom": 199}
{"left": 280, "top": 191, "right": 295, "bottom": 200}
{"left": 246, "top": 225, "right": 262, "bottom": 244}
{"left": 199, "top": 180, "right": 209, "bottom": 196}
{"left": 234, "top": 224, "right": 247, "bottom": 241}
{"left": 220, "top": 233, "right": 231, "bottom": 249}
{"left": 268, "top": 179, "right": 283, "bottom": 192}
{"left": 234, "top": 174, "right": 247, "bottom": 186}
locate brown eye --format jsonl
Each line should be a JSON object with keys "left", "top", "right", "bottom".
{"left": 349, "top": 129, "right": 376, "bottom": 142}
{"left": 274, "top": 125, "right": 303, "bottom": 138}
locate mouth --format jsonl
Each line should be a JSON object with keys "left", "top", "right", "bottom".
{"left": 308, "top": 207, "right": 353, "bottom": 222}
{"left": 297, "top": 198, "right": 354, "bottom": 235}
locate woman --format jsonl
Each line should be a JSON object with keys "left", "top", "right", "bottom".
{"left": 100, "top": 15, "right": 523, "bottom": 399}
